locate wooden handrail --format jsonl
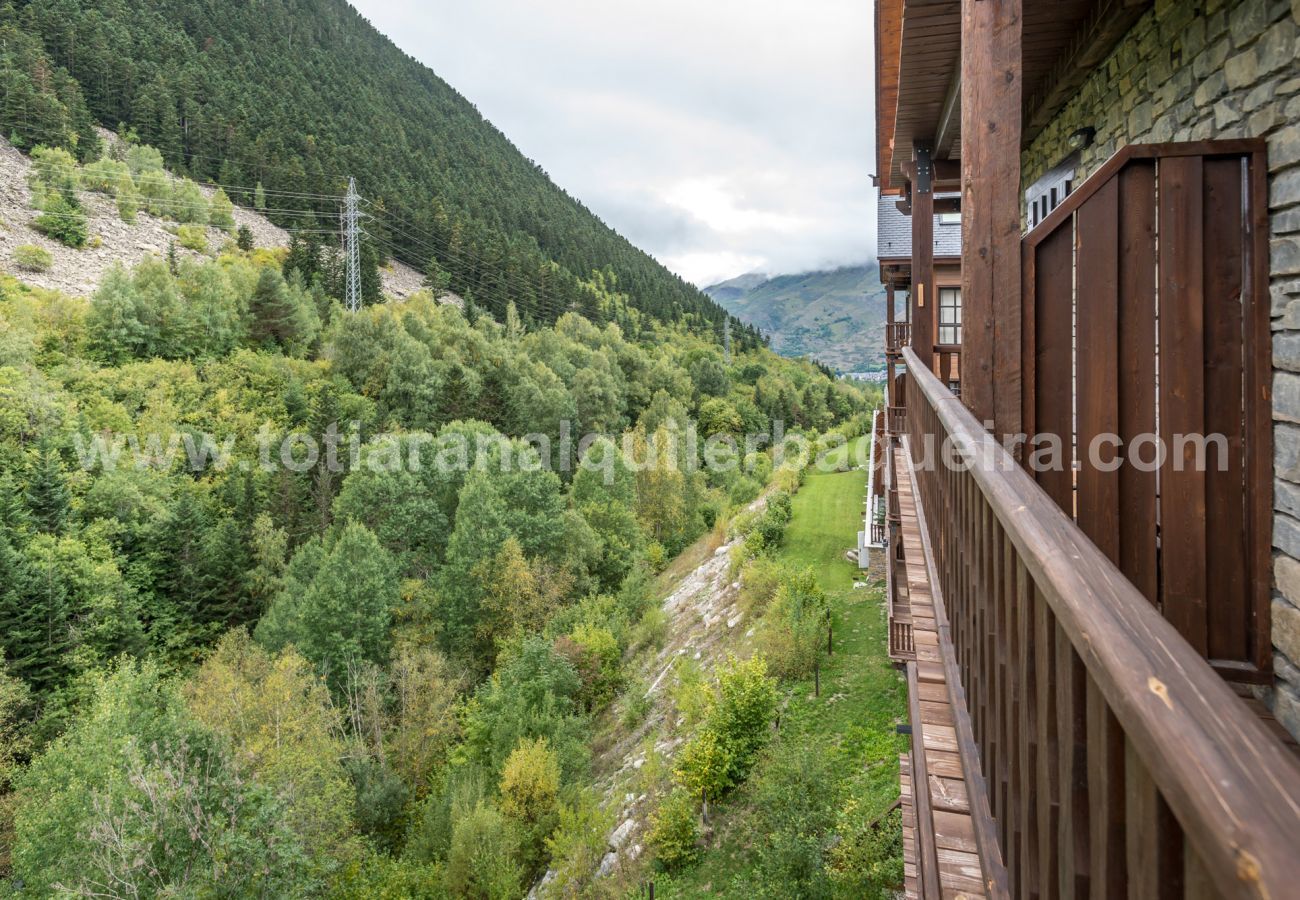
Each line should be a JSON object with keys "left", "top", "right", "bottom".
{"left": 900, "top": 346, "right": 1300, "bottom": 898}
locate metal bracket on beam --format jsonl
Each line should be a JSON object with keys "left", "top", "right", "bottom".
{"left": 914, "top": 146, "right": 933, "bottom": 194}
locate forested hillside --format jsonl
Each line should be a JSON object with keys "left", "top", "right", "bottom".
{"left": 0, "top": 0, "right": 759, "bottom": 342}
{"left": 706, "top": 265, "right": 888, "bottom": 373}
{"left": 0, "top": 207, "right": 869, "bottom": 892}
{"left": 0, "top": 2, "right": 896, "bottom": 893}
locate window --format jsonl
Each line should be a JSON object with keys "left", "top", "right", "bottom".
{"left": 938, "top": 287, "right": 961, "bottom": 345}
{"left": 938, "top": 211, "right": 961, "bottom": 225}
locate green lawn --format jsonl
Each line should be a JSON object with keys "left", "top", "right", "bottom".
{"left": 658, "top": 436, "right": 907, "bottom": 896}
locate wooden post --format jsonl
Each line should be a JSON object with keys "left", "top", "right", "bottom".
{"left": 814, "top": 660, "right": 821, "bottom": 697}
{"left": 886, "top": 280, "right": 898, "bottom": 392}
{"left": 828, "top": 624, "right": 834, "bottom": 656}
{"left": 961, "top": 0, "right": 1023, "bottom": 438}
{"left": 911, "top": 145, "right": 935, "bottom": 373}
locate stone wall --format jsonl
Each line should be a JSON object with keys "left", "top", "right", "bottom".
{"left": 1021, "top": 0, "right": 1300, "bottom": 736}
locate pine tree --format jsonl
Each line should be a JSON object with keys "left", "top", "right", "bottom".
{"left": 254, "top": 181, "right": 267, "bottom": 211}
{"left": 283, "top": 229, "right": 321, "bottom": 282}
{"left": 249, "top": 267, "right": 298, "bottom": 348}
{"left": 309, "top": 383, "right": 343, "bottom": 533}
{"left": 359, "top": 238, "right": 382, "bottom": 305}
{"left": 25, "top": 443, "right": 69, "bottom": 535}
{"left": 423, "top": 255, "right": 452, "bottom": 294}
{"left": 198, "top": 516, "right": 252, "bottom": 628}
{"left": 236, "top": 224, "right": 254, "bottom": 251}
{"left": 0, "top": 531, "right": 39, "bottom": 686}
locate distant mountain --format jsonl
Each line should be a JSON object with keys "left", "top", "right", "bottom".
{"left": 705, "top": 265, "right": 888, "bottom": 373}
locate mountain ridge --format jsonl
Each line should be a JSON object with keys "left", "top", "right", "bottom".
{"left": 0, "top": 0, "right": 758, "bottom": 344}
{"left": 705, "top": 264, "right": 888, "bottom": 372}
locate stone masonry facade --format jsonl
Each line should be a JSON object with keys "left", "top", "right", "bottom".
{"left": 1021, "top": 0, "right": 1300, "bottom": 736}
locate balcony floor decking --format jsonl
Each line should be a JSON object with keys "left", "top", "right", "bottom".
{"left": 894, "top": 444, "right": 996, "bottom": 899}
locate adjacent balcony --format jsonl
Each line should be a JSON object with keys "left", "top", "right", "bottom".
{"left": 886, "top": 321, "right": 911, "bottom": 356}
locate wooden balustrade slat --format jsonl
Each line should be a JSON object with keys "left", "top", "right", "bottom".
{"left": 1115, "top": 160, "right": 1158, "bottom": 606}
{"left": 1201, "top": 156, "right": 1249, "bottom": 666}
{"left": 1124, "top": 737, "right": 1182, "bottom": 899}
{"left": 1086, "top": 680, "right": 1127, "bottom": 898}
{"left": 1036, "top": 595, "right": 1061, "bottom": 900}
{"left": 1075, "top": 175, "right": 1121, "bottom": 564}
{"left": 1032, "top": 222, "right": 1075, "bottom": 514}
{"left": 997, "top": 528, "right": 1013, "bottom": 847}
{"left": 1018, "top": 560, "right": 1040, "bottom": 897}
{"left": 1056, "top": 623, "right": 1089, "bottom": 900}
{"left": 1157, "top": 155, "right": 1209, "bottom": 656}
{"left": 1243, "top": 147, "right": 1275, "bottom": 682}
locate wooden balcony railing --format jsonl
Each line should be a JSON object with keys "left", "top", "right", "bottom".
{"left": 900, "top": 346, "right": 1300, "bottom": 898}
{"left": 887, "top": 404, "right": 906, "bottom": 436}
{"left": 887, "top": 321, "right": 911, "bottom": 355}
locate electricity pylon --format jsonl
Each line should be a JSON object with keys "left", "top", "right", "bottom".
{"left": 343, "top": 177, "right": 361, "bottom": 312}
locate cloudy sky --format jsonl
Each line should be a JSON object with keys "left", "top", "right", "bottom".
{"left": 349, "top": 0, "right": 877, "bottom": 288}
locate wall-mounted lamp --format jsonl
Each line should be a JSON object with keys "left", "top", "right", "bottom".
{"left": 1067, "top": 126, "right": 1096, "bottom": 152}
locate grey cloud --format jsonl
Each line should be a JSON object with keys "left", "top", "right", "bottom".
{"left": 351, "top": 0, "right": 877, "bottom": 286}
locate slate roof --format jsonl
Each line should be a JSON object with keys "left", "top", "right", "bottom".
{"left": 877, "top": 193, "right": 962, "bottom": 260}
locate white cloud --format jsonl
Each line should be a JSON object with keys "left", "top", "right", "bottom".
{"left": 350, "top": 0, "right": 877, "bottom": 287}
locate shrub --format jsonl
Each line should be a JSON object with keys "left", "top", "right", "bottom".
{"left": 758, "top": 567, "right": 830, "bottom": 679}
{"left": 645, "top": 541, "right": 668, "bottom": 571}
{"left": 236, "top": 224, "right": 254, "bottom": 251}
{"left": 499, "top": 737, "right": 560, "bottom": 877}
{"left": 619, "top": 680, "right": 654, "bottom": 729}
{"left": 170, "top": 179, "right": 208, "bottom": 224}
{"left": 116, "top": 185, "right": 139, "bottom": 223}
{"left": 33, "top": 192, "right": 87, "bottom": 248}
{"left": 748, "top": 737, "right": 840, "bottom": 897}
{"left": 30, "top": 145, "right": 79, "bottom": 198}
{"left": 12, "top": 244, "right": 52, "bottom": 273}
{"left": 544, "top": 788, "right": 615, "bottom": 895}
{"left": 80, "top": 157, "right": 130, "bottom": 194}
{"left": 710, "top": 654, "right": 778, "bottom": 786}
{"left": 125, "top": 144, "right": 165, "bottom": 177}
{"left": 740, "top": 556, "right": 784, "bottom": 616}
{"left": 628, "top": 604, "right": 668, "bottom": 654}
{"left": 669, "top": 657, "right": 712, "bottom": 730}
{"left": 444, "top": 800, "right": 522, "bottom": 900}
{"left": 647, "top": 788, "right": 700, "bottom": 872}
{"left": 209, "top": 187, "right": 236, "bottom": 231}
{"left": 177, "top": 223, "right": 208, "bottom": 252}
{"left": 557, "top": 623, "right": 621, "bottom": 710}
{"left": 498, "top": 737, "right": 560, "bottom": 825}
{"left": 675, "top": 727, "right": 731, "bottom": 803}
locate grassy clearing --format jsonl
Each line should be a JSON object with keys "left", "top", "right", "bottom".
{"left": 656, "top": 435, "right": 907, "bottom": 896}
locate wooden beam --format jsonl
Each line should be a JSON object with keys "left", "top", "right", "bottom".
{"left": 935, "top": 72, "right": 963, "bottom": 160}
{"left": 961, "top": 0, "right": 1023, "bottom": 437}
{"left": 903, "top": 158, "right": 962, "bottom": 190}
{"left": 911, "top": 145, "right": 936, "bottom": 372}
{"left": 896, "top": 196, "right": 962, "bottom": 216}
